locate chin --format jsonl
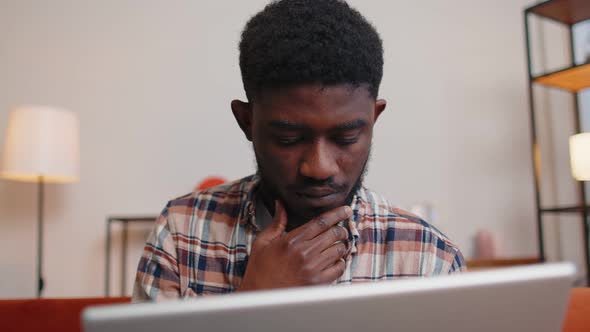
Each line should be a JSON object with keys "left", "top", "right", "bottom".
{"left": 285, "top": 191, "right": 351, "bottom": 220}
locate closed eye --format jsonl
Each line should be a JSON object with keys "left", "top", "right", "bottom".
{"left": 276, "top": 136, "right": 303, "bottom": 146}
{"left": 333, "top": 136, "right": 359, "bottom": 145}
{"left": 332, "top": 131, "right": 361, "bottom": 145}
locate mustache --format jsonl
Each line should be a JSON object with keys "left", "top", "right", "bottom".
{"left": 287, "top": 177, "right": 347, "bottom": 192}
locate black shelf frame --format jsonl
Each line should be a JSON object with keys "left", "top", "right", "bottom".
{"left": 541, "top": 205, "right": 590, "bottom": 214}
{"left": 524, "top": 0, "right": 590, "bottom": 286}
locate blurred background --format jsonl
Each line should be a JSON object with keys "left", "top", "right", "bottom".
{"left": 1, "top": 0, "right": 589, "bottom": 298}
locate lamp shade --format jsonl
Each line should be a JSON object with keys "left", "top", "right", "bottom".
{"left": 0, "top": 106, "right": 80, "bottom": 183}
{"left": 569, "top": 133, "right": 590, "bottom": 181}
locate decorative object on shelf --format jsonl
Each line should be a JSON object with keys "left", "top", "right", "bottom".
{"left": 524, "top": 0, "right": 590, "bottom": 286}
{"left": 409, "top": 202, "right": 435, "bottom": 223}
{"left": 194, "top": 176, "right": 227, "bottom": 192}
{"left": 474, "top": 229, "right": 497, "bottom": 259}
{"left": 570, "top": 133, "right": 590, "bottom": 181}
{"left": 0, "top": 105, "right": 80, "bottom": 298}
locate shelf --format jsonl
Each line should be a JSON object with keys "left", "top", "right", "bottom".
{"left": 540, "top": 205, "right": 590, "bottom": 214}
{"left": 466, "top": 257, "right": 541, "bottom": 271}
{"left": 108, "top": 215, "right": 157, "bottom": 223}
{"left": 534, "top": 63, "right": 590, "bottom": 92}
{"left": 527, "top": 0, "right": 590, "bottom": 25}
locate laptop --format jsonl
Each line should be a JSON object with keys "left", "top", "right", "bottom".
{"left": 84, "top": 262, "right": 576, "bottom": 332}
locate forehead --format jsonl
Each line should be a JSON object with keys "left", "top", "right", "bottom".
{"left": 252, "top": 84, "right": 375, "bottom": 129}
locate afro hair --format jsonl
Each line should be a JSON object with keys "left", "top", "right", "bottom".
{"left": 238, "top": 0, "right": 384, "bottom": 101}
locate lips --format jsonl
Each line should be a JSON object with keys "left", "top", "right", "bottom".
{"left": 294, "top": 188, "right": 343, "bottom": 209}
{"left": 297, "top": 187, "right": 338, "bottom": 197}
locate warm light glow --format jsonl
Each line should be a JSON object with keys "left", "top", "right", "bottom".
{"left": 570, "top": 133, "right": 590, "bottom": 181}
{"left": 0, "top": 106, "right": 80, "bottom": 183}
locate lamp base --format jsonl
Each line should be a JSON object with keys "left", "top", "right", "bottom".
{"left": 36, "top": 176, "right": 44, "bottom": 298}
{"left": 38, "top": 277, "right": 44, "bottom": 297}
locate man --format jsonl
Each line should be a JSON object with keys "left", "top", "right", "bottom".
{"left": 133, "top": 0, "right": 465, "bottom": 301}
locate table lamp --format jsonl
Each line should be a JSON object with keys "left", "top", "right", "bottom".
{"left": 0, "top": 105, "right": 80, "bottom": 297}
{"left": 570, "top": 133, "right": 590, "bottom": 181}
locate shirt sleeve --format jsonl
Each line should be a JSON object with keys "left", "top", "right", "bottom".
{"left": 132, "top": 204, "right": 182, "bottom": 302}
{"left": 448, "top": 248, "right": 468, "bottom": 274}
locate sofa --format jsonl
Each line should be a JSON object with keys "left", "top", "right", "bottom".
{"left": 563, "top": 288, "right": 590, "bottom": 332}
{"left": 1, "top": 289, "right": 588, "bottom": 332}
{"left": 0, "top": 297, "right": 129, "bottom": 332}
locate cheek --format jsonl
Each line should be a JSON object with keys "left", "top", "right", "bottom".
{"left": 339, "top": 145, "right": 368, "bottom": 174}
{"left": 256, "top": 143, "right": 300, "bottom": 181}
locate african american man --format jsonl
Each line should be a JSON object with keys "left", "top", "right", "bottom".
{"left": 133, "top": 0, "right": 466, "bottom": 301}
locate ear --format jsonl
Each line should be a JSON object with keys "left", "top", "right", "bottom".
{"left": 373, "top": 99, "right": 387, "bottom": 123}
{"left": 231, "top": 99, "right": 253, "bottom": 141}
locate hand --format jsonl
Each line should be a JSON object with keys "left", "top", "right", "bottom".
{"left": 238, "top": 200, "right": 352, "bottom": 292}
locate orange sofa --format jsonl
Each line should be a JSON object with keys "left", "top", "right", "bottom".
{"left": 562, "top": 288, "right": 590, "bottom": 332}
{"left": 0, "top": 297, "right": 130, "bottom": 332}
{"left": 1, "top": 289, "right": 588, "bottom": 332}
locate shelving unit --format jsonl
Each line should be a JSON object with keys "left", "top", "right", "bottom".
{"left": 524, "top": 0, "right": 590, "bottom": 285}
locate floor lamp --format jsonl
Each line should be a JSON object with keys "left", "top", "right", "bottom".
{"left": 0, "top": 106, "right": 80, "bottom": 298}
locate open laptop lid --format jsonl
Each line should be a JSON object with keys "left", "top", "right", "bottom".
{"left": 84, "top": 262, "right": 576, "bottom": 332}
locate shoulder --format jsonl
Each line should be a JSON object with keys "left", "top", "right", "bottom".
{"left": 162, "top": 175, "right": 257, "bottom": 231}
{"left": 356, "top": 187, "right": 462, "bottom": 258}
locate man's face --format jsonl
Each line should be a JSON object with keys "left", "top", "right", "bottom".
{"left": 233, "top": 84, "right": 386, "bottom": 222}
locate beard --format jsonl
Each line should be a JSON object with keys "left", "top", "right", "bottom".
{"left": 254, "top": 145, "right": 371, "bottom": 223}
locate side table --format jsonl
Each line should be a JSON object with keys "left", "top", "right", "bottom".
{"left": 105, "top": 216, "right": 157, "bottom": 296}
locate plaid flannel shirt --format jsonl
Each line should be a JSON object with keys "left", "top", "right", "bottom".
{"left": 133, "top": 174, "right": 466, "bottom": 301}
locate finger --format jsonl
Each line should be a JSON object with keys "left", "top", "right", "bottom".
{"left": 316, "top": 258, "right": 347, "bottom": 284}
{"left": 295, "top": 206, "right": 352, "bottom": 240}
{"left": 273, "top": 199, "right": 288, "bottom": 231}
{"left": 255, "top": 200, "right": 287, "bottom": 244}
{"left": 310, "top": 242, "right": 348, "bottom": 271}
{"left": 305, "top": 225, "right": 348, "bottom": 255}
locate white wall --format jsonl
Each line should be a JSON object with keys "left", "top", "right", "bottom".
{"left": 0, "top": 0, "right": 551, "bottom": 297}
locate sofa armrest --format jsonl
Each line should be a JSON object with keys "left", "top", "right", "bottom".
{"left": 0, "top": 297, "right": 130, "bottom": 332}
{"left": 562, "top": 288, "right": 590, "bottom": 332}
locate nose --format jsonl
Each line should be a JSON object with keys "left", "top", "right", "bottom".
{"left": 299, "top": 139, "right": 338, "bottom": 180}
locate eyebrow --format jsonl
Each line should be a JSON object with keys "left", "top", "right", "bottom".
{"left": 269, "top": 120, "right": 305, "bottom": 130}
{"left": 268, "top": 119, "right": 368, "bottom": 131}
{"left": 333, "top": 119, "right": 368, "bottom": 131}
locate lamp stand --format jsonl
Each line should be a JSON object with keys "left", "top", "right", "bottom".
{"left": 37, "top": 175, "right": 44, "bottom": 298}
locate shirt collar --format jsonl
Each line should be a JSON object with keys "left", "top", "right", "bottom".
{"left": 238, "top": 174, "right": 261, "bottom": 227}
{"left": 238, "top": 174, "right": 362, "bottom": 251}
